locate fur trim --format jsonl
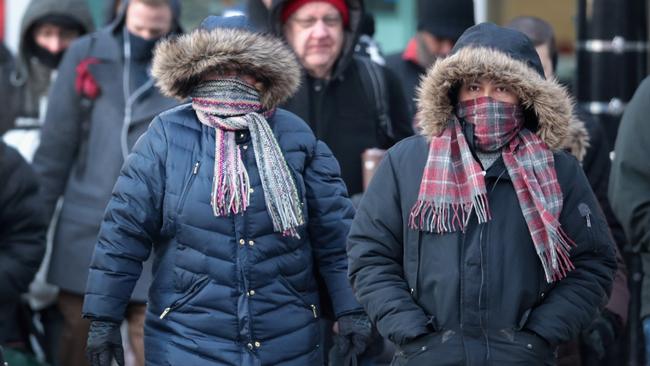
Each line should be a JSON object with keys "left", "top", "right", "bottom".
{"left": 416, "top": 47, "right": 575, "bottom": 149}
{"left": 562, "top": 116, "right": 590, "bottom": 162}
{"left": 152, "top": 28, "right": 301, "bottom": 109}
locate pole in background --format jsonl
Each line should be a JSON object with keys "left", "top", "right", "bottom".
{"left": 0, "top": 0, "right": 4, "bottom": 41}
{"left": 576, "top": 0, "right": 648, "bottom": 149}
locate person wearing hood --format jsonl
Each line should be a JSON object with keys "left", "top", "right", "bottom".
{"left": 82, "top": 15, "right": 369, "bottom": 366}
{"left": 30, "top": 1, "right": 181, "bottom": 366}
{"left": 385, "top": 0, "right": 474, "bottom": 116}
{"left": 2, "top": 0, "right": 94, "bottom": 161}
{"left": 270, "top": 0, "right": 414, "bottom": 197}
{"left": 507, "top": 16, "right": 630, "bottom": 366}
{"left": 347, "top": 23, "right": 616, "bottom": 365}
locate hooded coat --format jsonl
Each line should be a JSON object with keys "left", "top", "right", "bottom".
{"left": 347, "top": 23, "right": 616, "bottom": 366}
{"left": 82, "top": 17, "right": 362, "bottom": 366}
{"left": 270, "top": 0, "right": 414, "bottom": 196}
{"left": 31, "top": 1, "right": 181, "bottom": 300}
{"left": 2, "top": 0, "right": 94, "bottom": 160}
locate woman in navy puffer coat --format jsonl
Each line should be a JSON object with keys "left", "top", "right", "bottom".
{"left": 82, "top": 16, "right": 364, "bottom": 366}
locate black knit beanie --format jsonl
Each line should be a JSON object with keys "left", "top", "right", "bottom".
{"left": 417, "top": 0, "right": 475, "bottom": 41}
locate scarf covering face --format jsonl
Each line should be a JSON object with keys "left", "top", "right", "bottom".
{"left": 191, "top": 79, "right": 304, "bottom": 238}
{"left": 410, "top": 96, "right": 575, "bottom": 282}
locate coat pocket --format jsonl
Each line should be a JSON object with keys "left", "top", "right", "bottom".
{"left": 159, "top": 275, "right": 210, "bottom": 320}
{"left": 277, "top": 275, "right": 319, "bottom": 319}
{"left": 176, "top": 161, "right": 201, "bottom": 214}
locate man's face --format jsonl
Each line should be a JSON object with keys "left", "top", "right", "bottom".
{"left": 283, "top": 2, "right": 345, "bottom": 79}
{"left": 535, "top": 43, "right": 554, "bottom": 79}
{"left": 33, "top": 23, "right": 80, "bottom": 54}
{"left": 126, "top": 1, "right": 173, "bottom": 40}
{"left": 417, "top": 31, "right": 454, "bottom": 68}
{"left": 459, "top": 78, "right": 520, "bottom": 105}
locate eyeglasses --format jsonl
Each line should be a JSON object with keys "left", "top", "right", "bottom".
{"left": 291, "top": 14, "right": 342, "bottom": 29}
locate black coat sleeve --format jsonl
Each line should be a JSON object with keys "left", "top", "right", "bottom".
{"left": 383, "top": 66, "right": 414, "bottom": 146}
{"left": 347, "top": 150, "right": 431, "bottom": 345}
{"left": 0, "top": 143, "right": 47, "bottom": 303}
{"left": 525, "top": 154, "right": 617, "bottom": 345}
{"left": 0, "top": 44, "right": 17, "bottom": 136}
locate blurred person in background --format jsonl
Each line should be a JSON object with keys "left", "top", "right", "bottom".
{"left": 0, "top": 1, "right": 93, "bottom": 363}
{"left": 3, "top": 0, "right": 94, "bottom": 161}
{"left": 348, "top": 23, "right": 616, "bottom": 365}
{"left": 507, "top": 16, "right": 630, "bottom": 366}
{"left": 82, "top": 15, "right": 369, "bottom": 366}
{"left": 609, "top": 76, "right": 650, "bottom": 366}
{"left": 386, "top": 0, "right": 474, "bottom": 116}
{"left": 270, "top": 0, "right": 413, "bottom": 198}
{"left": 247, "top": 0, "right": 273, "bottom": 31}
{"left": 0, "top": 140, "right": 47, "bottom": 365}
{"left": 31, "top": 1, "right": 182, "bottom": 365}
{"left": 0, "top": 43, "right": 17, "bottom": 138}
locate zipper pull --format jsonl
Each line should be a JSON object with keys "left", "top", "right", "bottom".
{"left": 160, "top": 307, "right": 171, "bottom": 319}
{"left": 310, "top": 304, "right": 318, "bottom": 318}
{"left": 578, "top": 203, "right": 592, "bottom": 228}
{"left": 192, "top": 161, "right": 200, "bottom": 175}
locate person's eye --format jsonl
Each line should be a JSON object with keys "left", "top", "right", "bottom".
{"left": 323, "top": 16, "right": 342, "bottom": 26}
{"left": 468, "top": 84, "right": 480, "bottom": 92}
{"left": 495, "top": 86, "right": 509, "bottom": 93}
{"left": 295, "top": 17, "right": 317, "bottom": 28}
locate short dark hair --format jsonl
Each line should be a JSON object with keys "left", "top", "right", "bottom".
{"left": 132, "top": 0, "right": 171, "bottom": 7}
{"left": 505, "top": 16, "right": 558, "bottom": 73}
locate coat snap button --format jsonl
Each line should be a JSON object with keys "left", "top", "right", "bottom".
{"left": 248, "top": 240, "right": 255, "bottom": 246}
{"left": 526, "top": 343, "right": 533, "bottom": 350}
{"left": 247, "top": 343, "right": 253, "bottom": 350}
{"left": 248, "top": 290, "right": 255, "bottom": 296}
{"left": 243, "top": 145, "right": 248, "bottom": 150}
{"left": 421, "top": 346, "right": 427, "bottom": 351}
{"left": 239, "top": 239, "right": 245, "bottom": 245}
{"left": 254, "top": 341, "right": 261, "bottom": 348}
{"left": 250, "top": 188, "right": 254, "bottom": 193}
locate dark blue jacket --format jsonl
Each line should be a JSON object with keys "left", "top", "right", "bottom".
{"left": 83, "top": 105, "right": 361, "bottom": 365}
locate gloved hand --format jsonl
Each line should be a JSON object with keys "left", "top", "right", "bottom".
{"left": 86, "top": 320, "right": 124, "bottom": 366}
{"left": 580, "top": 310, "right": 621, "bottom": 359}
{"left": 333, "top": 313, "right": 372, "bottom": 365}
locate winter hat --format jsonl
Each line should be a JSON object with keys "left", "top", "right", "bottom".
{"left": 281, "top": 0, "right": 349, "bottom": 27}
{"left": 417, "top": 0, "right": 475, "bottom": 41}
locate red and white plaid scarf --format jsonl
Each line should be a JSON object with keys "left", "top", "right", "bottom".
{"left": 410, "top": 97, "right": 575, "bottom": 282}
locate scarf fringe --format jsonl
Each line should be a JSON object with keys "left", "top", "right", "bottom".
{"left": 409, "top": 194, "right": 490, "bottom": 233}
{"left": 539, "top": 226, "right": 576, "bottom": 283}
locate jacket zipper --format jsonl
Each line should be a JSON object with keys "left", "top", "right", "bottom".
{"left": 176, "top": 161, "right": 200, "bottom": 212}
{"left": 160, "top": 276, "right": 210, "bottom": 319}
{"left": 310, "top": 304, "right": 318, "bottom": 318}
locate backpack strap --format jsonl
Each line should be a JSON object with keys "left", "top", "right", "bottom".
{"left": 354, "top": 55, "right": 394, "bottom": 147}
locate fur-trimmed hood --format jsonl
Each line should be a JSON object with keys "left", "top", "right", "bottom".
{"left": 417, "top": 23, "right": 576, "bottom": 150}
{"left": 152, "top": 16, "right": 301, "bottom": 110}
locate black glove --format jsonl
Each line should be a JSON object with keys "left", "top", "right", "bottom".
{"left": 333, "top": 313, "right": 372, "bottom": 365}
{"left": 580, "top": 310, "right": 621, "bottom": 359}
{"left": 86, "top": 320, "right": 124, "bottom": 366}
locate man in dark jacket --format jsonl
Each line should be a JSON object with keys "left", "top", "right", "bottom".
{"left": 82, "top": 15, "right": 369, "bottom": 366}
{"left": 348, "top": 23, "right": 616, "bottom": 365}
{"left": 271, "top": 0, "right": 414, "bottom": 196}
{"left": 0, "top": 141, "right": 47, "bottom": 358}
{"left": 507, "top": 16, "right": 629, "bottom": 365}
{"left": 609, "top": 76, "right": 650, "bottom": 366}
{"left": 385, "top": 0, "right": 474, "bottom": 116}
{"left": 31, "top": 1, "right": 181, "bottom": 365}
{"left": 3, "top": 0, "right": 94, "bottom": 161}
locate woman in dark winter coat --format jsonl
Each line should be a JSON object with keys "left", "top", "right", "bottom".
{"left": 347, "top": 23, "right": 616, "bottom": 366}
{"left": 82, "top": 16, "right": 369, "bottom": 366}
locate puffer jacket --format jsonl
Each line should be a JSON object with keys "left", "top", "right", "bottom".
{"left": 82, "top": 21, "right": 362, "bottom": 366}
{"left": 348, "top": 23, "right": 616, "bottom": 366}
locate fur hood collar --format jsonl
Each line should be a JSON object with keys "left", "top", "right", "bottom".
{"left": 417, "top": 47, "right": 576, "bottom": 150}
{"left": 152, "top": 26, "right": 301, "bottom": 110}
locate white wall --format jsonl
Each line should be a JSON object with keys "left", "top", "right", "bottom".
{"left": 5, "top": 0, "right": 30, "bottom": 54}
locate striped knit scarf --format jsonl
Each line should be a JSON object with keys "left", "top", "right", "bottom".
{"left": 191, "top": 79, "right": 304, "bottom": 238}
{"left": 410, "top": 97, "right": 575, "bottom": 282}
